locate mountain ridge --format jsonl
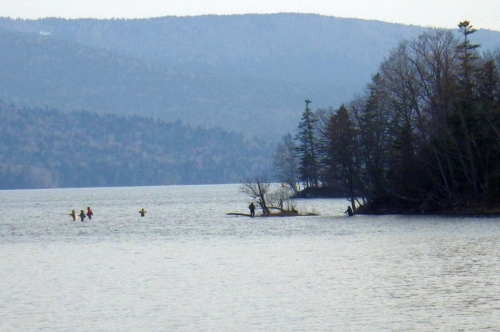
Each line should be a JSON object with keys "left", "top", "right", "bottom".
{"left": 1, "top": 14, "right": 499, "bottom": 139}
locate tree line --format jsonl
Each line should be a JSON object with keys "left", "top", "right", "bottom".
{"left": 0, "top": 103, "right": 272, "bottom": 189}
{"left": 274, "top": 22, "right": 500, "bottom": 214}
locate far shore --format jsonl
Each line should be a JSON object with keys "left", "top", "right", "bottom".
{"left": 355, "top": 205, "right": 500, "bottom": 216}
{"left": 226, "top": 211, "right": 318, "bottom": 217}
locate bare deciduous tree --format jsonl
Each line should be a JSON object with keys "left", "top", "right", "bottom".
{"left": 240, "top": 176, "right": 271, "bottom": 215}
{"left": 267, "top": 185, "right": 297, "bottom": 213}
{"left": 241, "top": 178, "right": 297, "bottom": 215}
{"left": 273, "top": 133, "right": 300, "bottom": 194}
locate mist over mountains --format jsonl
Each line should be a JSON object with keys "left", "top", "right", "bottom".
{"left": 3, "top": 14, "right": 498, "bottom": 140}
{"left": 1, "top": 14, "right": 500, "bottom": 189}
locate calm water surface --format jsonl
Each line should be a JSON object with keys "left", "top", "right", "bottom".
{"left": 1, "top": 184, "right": 500, "bottom": 331}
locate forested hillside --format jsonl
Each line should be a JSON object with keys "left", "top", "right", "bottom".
{"left": 4, "top": 14, "right": 499, "bottom": 139}
{"left": 0, "top": 102, "right": 271, "bottom": 189}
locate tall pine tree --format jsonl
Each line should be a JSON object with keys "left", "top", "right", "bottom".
{"left": 295, "top": 99, "right": 320, "bottom": 188}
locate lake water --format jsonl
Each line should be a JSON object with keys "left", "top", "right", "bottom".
{"left": 1, "top": 184, "right": 500, "bottom": 331}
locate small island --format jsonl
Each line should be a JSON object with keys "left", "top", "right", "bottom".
{"left": 227, "top": 179, "right": 318, "bottom": 217}
{"left": 226, "top": 211, "right": 316, "bottom": 217}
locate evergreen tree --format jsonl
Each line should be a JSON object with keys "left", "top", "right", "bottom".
{"left": 295, "top": 99, "right": 320, "bottom": 188}
{"left": 447, "top": 21, "right": 483, "bottom": 202}
{"left": 456, "top": 21, "right": 480, "bottom": 98}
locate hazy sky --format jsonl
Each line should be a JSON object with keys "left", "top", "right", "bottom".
{"left": 1, "top": 0, "right": 499, "bottom": 32}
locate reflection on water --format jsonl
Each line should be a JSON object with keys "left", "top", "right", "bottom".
{"left": 1, "top": 184, "right": 500, "bottom": 330}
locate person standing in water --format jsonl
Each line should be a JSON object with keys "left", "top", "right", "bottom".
{"left": 69, "top": 209, "right": 77, "bottom": 221}
{"left": 249, "top": 202, "right": 256, "bottom": 217}
{"left": 345, "top": 206, "right": 354, "bottom": 217}
{"left": 139, "top": 208, "right": 147, "bottom": 217}
{"left": 86, "top": 207, "right": 93, "bottom": 220}
{"left": 79, "top": 210, "right": 86, "bottom": 222}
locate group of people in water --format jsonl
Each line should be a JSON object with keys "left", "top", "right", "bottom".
{"left": 71, "top": 204, "right": 352, "bottom": 220}
{"left": 69, "top": 207, "right": 93, "bottom": 221}
{"left": 69, "top": 207, "right": 147, "bottom": 221}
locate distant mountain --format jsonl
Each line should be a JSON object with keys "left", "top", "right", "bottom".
{"left": 0, "top": 102, "right": 272, "bottom": 189}
{"left": 1, "top": 14, "right": 499, "bottom": 140}
{"left": 0, "top": 25, "right": 335, "bottom": 141}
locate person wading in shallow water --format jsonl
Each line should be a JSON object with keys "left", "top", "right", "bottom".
{"left": 345, "top": 206, "right": 354, "bottom": 217}
{"left": 86, "top": 207, "right": 93, "bottom": 220}
{"left": 139, "top": 208, "right": 147, "bottom": 217}
{"left": 69, "top": 209, "right": 77, "bottom": 221}
{"left": 249, "top": 202, "right": 256, "bottom": 217}
{"left": 79, "top": 210, "right": 86, "bottom": 222}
